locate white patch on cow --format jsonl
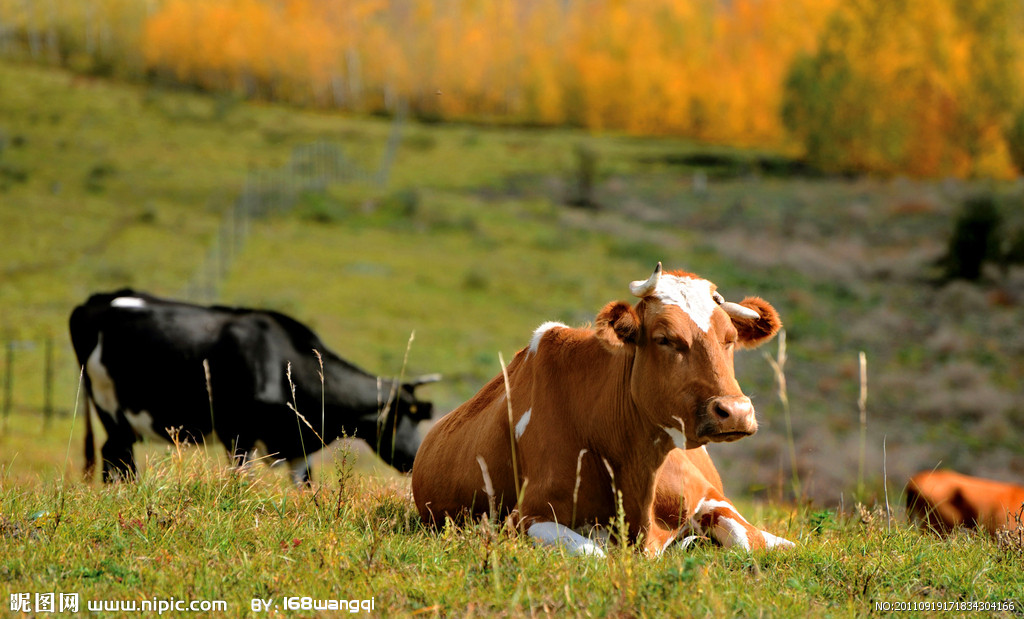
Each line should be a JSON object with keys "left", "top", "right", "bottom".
{"left": 697, "top": 498, "right": 743, "bottom": 520}
{"left": 662, "top": 415, "right": 687, "bottom": 449}
{"left": 111, "top": 296, "right": 146, "bottom": 308}
{"left": 678, "top": 535, "right": 704, "bottom": 550}
{"left": 527, "top": 522, "right": 606, "bottom": 557}
{"left": 476, "top": 455, "right": 495, "bottom": 504}
{"left": 761, "top": 530, "right": 795, "bottom": 549}
{"left": 85, "top": 335, "right": 119, "bottom": 414}
{"left": 123, "top": 409, "right": 162, "bottom": 441}
{"left": 528, "top": 321, "right": 568, "bottom": 355}
{"left": 691, "top": 498, "right": 752, "bottom": 550}
{"left": 653, "top": 275, "right": 717, "bottom": 333}
{"left": 715, "top": 515, "right": 752, "bottom": 550}
{"left": 663, "top": 427, "right": 688, "bottom": 450}
{"left": 514, "top": 408, "right": 532, "bottom": 440}
{"left": 656, "top": 532, "right": 678, "bottom": 556}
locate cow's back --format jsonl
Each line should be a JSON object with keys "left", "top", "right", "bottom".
{"left": 412, "top": 359, "right": 525, "bottom": 524}
{"left": 71, "top": 291, "right": 240, "bottom": 437}
{"left": 907, "top": 470, "right": 1024, "bottom": 535}
{"left": 69, "top": 289, "right": 140, "bottom": 365}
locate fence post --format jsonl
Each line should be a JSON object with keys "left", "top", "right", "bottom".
{"left": 43, "top": 335, "right": 54, "bottom": 427}
{"left": 377, "top": 101, "right": 406, "bottom": 186}
{"left": 218, "top": 218, "right": 228, "bottom": 281}
{"left": 3, "top": 338, "right": 13, "bottom": 427}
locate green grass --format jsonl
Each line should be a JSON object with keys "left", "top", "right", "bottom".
{"left": 3, "top": 408, "right": 1021, "bottom": 617}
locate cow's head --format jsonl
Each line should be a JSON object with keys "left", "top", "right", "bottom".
{"left": 596, "top": 263, "right": 781, "bottom": 449}
{"left": 374, "top": 374, "right": 438, "bottom": 472}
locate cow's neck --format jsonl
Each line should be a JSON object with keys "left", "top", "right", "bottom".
{"left": 559, "top": 336, "right": 679, "bottom": 533}
{"left": 320, "top": 356, "right": 400, "bottom": 411}
{"left": 577, "top": 339, "right": 677, "bottom": 467}
{"left": 594, "top": 414, "right": 677, "bottom": 540}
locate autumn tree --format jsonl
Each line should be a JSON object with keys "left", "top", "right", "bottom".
{"left": 783, "top": 0, "right": 1024, "bottom": 177}
{"left": 5, "top": 0, "right": 1022, "bottom": 177}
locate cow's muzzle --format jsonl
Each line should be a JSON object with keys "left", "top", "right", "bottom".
{"left": 700, "top": 396, "right": 757, "bottom": 442}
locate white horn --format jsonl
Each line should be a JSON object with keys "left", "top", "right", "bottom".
{"left": 629, "top": 262, "right": 663, "bottom": 298}
{"left": 407, "top": 373, "right": 442, "bottom": 387}
{"left": 721, "top": 301, "right": 760, "bottom": 321}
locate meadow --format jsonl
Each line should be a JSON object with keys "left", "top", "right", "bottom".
{"left": 3, "top": 409, "right": 1023, "bottom": 617}
{"left": 2, "top": 60, "right": 1024, "bottom": 615}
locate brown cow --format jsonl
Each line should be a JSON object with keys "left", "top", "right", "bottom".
{"left": 412, "top": 263, "right": 792, "bottom": 555}
{"left": 906, "top": 470, "right": 1024, "bottom": 536}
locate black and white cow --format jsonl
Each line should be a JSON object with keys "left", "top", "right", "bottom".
{"left": 69, "top": 289, "right": 438, "bottom": 483}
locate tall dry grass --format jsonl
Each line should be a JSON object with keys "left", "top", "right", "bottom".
{"left": 764, "top": 329, "right": 802, "bottom": 501}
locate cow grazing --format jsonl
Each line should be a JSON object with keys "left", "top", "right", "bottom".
{"left": 70, "top": 289, "right": 438, "bottom": 483}
{"left": 412, "top": 263, "right": 791, "bottom": 555}
{"left": 906, "top": 470, "right": 1024, "bottom": 536}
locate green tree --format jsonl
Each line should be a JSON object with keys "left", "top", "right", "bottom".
{"left": 782, "top": 0, "right": 1024, "bottom": 177}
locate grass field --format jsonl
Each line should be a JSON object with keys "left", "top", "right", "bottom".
{"left": 2, "top": 59, "right": 1024, "bottom": 616}
{"left": 3, "top": 408, "right": 1022, "bottom": 617}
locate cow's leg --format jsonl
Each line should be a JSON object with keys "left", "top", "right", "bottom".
{"left": 93, "top": 407, "right": 137, "bottom": 482}
{"left": 686, "top": 495, "right": 793, "bottom": 550}
{"left": 223, "top": 434, "right": 256, "bottom": 469}
{"left": 654, "top": 449, "right": 793, "bottom": 551}
{"left": 644, "top": 521, "right": 683, "bottom": 556}
{"left": 210, "top": 399, "right": 260, "bottom": 471}
{"left": 101, "top": 445, "right": 136, "bottom": 481}
{"left": 526, "top": 521, "right": 607, "bottom": 557}
{"left": 288, "top": 457, "right": 312, "bottom": 486}
{"left": 99, "top": 426, "right": 137, "bottom": 482}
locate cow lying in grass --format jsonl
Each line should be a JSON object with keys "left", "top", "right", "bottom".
{"left": 906, "top": 469, "right": 1024, "bottom": 536}
{"left": 412, "top": 263, "right": 793, "bottom": 555}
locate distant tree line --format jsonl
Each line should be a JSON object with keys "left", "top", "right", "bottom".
{"left": 1, "top": 0, "right": 1023, "bottom": 178}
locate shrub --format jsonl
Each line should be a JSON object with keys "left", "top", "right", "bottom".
{"left": 1006, "top": 107, "right": 1024, "bottom": 175}
{"left": 565, "top": 143, "right": 599, "bottom": 210}
{"left": 938, "top": 194, "right": 1002, "bottom": 282}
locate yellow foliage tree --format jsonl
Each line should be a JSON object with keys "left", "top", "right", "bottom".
{"left": 783, "top": 0, "right": 1023, "bottom": 177}
{"left": 5, "top": 0, "right": 1019, "bottom": 176}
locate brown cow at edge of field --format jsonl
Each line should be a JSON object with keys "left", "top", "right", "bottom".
{"left": 906, "top": 470, "right": 1024, "bottom": 536}
{"left": 412, "top": 263, "right": 794, "bottom": 556}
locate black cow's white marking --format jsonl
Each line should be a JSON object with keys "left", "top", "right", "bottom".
{"left": 70, "top": 289, "right": 438, "bottom": 483}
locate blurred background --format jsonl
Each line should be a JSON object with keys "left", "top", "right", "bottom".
{"left": 1, "top": 0, "right": 1022, "bottom": 504}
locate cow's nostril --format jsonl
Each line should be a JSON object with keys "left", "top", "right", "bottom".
{"left": 714, "top": 403, "right": 731, "bottom": 419}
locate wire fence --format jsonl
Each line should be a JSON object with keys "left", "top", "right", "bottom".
{"left": 0, "top": 337, "right": 60, "bottom": 431}
{"left": 184, "top": 109, "right": 405, "bottom": 302}
{"left": 1, "top": 108, "right": 405, "bottom": 427}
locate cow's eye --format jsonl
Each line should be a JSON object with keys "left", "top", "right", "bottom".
{"left": 655, "top": 335, "right": 672, "bottom": 347}
{"left": 724, "top": 340, "right": 736, "bottom": 349}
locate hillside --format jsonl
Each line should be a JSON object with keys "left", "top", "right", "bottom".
{"left": 1, "top": 60, "right": 1023, "bottom": 505}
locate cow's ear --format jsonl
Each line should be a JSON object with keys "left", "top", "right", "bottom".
{"left": 732, "top": 297, "right": 781, "bottom": 348}
{"left": 596, "top": 301, "right": 640, "bottom": 348}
